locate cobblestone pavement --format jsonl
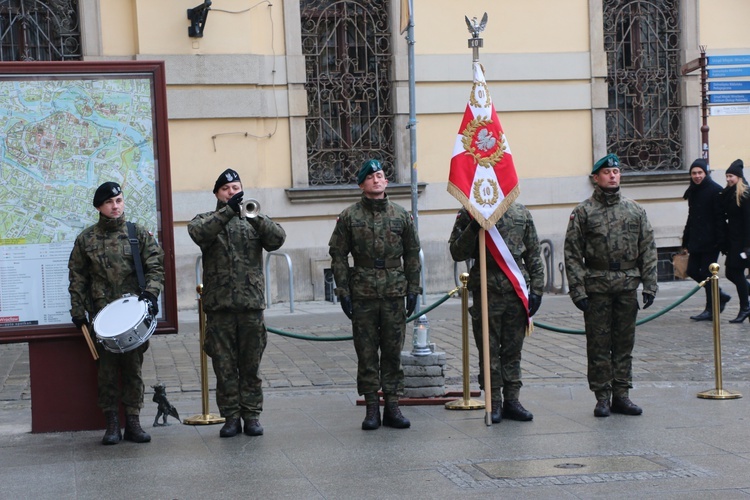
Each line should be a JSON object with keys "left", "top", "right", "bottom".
{"left": 2, "top": 280, "right": 749, "bottom": 402}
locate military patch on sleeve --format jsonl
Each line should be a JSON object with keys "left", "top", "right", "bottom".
{"left": 148, "top": 231, "right": 154, "bottom": 236}
{"left": 569, "top": 213, "right": 575, "bottom": 220}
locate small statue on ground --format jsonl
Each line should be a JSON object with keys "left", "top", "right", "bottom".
{"left": 152, "top": 383, "right": 181, "bottom": 426}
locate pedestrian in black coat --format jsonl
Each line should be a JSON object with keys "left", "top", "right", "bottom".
{"left": 681, "top": 158, "right": 729, "bottom": 320}
{"left": 719, "top": 159, "right": 750, "bottom": 323}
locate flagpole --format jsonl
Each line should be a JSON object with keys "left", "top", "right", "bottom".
{"left": 479, "top": 230, "right": 492, "bottom": 425}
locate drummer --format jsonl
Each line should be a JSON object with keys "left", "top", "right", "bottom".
{"left": 68, "top": 181, "right": 164, "bottom": 445}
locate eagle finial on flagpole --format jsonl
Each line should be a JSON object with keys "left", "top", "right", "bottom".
{"left": 465, "top": 12, "right": 487, "bottom": 62}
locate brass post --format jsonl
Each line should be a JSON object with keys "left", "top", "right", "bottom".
{"left": 445, "top": 273, "right": 485, "bottom": 410}
{"left": 697, "top": 263, "right": 742, "bottom": 400}
{"left": 184, "top": 284, "right": 226, "bottom": 425}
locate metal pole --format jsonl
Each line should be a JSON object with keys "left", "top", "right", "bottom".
{"left": 445, "top": 273, "right": 484, "bottom": 410}
{"left": 407, "top": 0, "right": 417, "bottom": 234}
{"left": 699, "top": 46, "right": 709, "bottom": 163}
{"left": 697, "top": 263, "right": 741, "bottom": 400}
{"left": 184, "top": 284, "right": 225, "bottom": 425}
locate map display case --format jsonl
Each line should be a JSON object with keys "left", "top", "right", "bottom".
{"left": 0, "top": 61, "right": 176, "bottom": 343}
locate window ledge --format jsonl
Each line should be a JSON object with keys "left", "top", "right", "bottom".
{"left": 619, "top": 171, "right": 688, "bottom": 186}
{"left": 285, "top": 183, "right": 426, "bottom": 203}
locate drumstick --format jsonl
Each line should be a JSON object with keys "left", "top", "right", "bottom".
{"left": 80, "top": 324, "right": 99, "bottom": 361}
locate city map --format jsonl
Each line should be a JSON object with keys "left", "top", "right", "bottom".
{"left": 0, "top": 75, "right": 160, "bottom": 328}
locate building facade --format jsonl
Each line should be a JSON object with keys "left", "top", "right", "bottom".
{"left": 3, "top": 0, "right": 750, "bottom": 310}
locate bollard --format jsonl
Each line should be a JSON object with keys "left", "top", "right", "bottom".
{"left": 445, "top": 273, "right": 484, "bottom": 410}
{"left": 184, "top": 285, "right": 226, "bottom": 425}
{"left": 697, "top": 263, "right": 742, "bottom": 400}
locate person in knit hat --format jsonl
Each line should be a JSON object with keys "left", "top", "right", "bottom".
{"left": 719, "top": 159, "right": 750, "bottom": 323}
{"left": 681, "top": 159, "right": 730, "bottom": 321}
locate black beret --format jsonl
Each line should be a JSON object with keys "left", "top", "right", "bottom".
{"left": 92, "top": 182, "right": 122, "bottom": 207}
{"left": 213, "top": 168, "right": 241, "bottom": 193}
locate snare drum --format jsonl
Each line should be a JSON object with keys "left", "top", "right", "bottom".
{"left": 93, "top": 294, "right": 156, "bottom": 353}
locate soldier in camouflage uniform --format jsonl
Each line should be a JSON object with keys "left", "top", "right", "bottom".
{"left": 449, "top": 203, "right": 544, "bottom": 423}
{"left": 328, "top": 159, "right": 422, "bottom": 430}
{"left": 68, "top": 182, "right": 164, "bottom": 445}
{"left": 564, "top": 154, "right": 658, "bottom": 418}
{"left": 188, "top": 169, "right": 286, "bottom": 438}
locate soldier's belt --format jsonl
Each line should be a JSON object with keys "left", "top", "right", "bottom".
{"left": 353, "top": 258, "right": 402, "bottom": 269}
{"left": 586, "top": 259, "right": 637, "bottom": 271}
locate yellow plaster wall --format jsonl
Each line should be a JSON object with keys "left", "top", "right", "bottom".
{"left": 99, "top": 0, "right": 138, "bottom": 55}
{"left": 168, "top": 118, "right": 291, "bottom": 191}
{"left": 703, "top": 116, "right": 750, "bottom": 172}
{"left": 700, "top": 0, "right": 750, "bottom": 48}
{"left": 414, "top": 0, "right": 589, "bottom": 55}
{"left": 416, "top": 110, "right": 592, "bottom": 182}
{"left": 133, "top": 0, "right": 285, "bottom": 55}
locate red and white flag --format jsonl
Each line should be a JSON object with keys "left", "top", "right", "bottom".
{"left": 447, "top": 61, "right": 529, "bottom": 313}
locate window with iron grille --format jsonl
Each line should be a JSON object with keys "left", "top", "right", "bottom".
{"left": 603, "top": 0, "right": 681, "bottom": 172}
{"left": 300, "top": 0, "right": 394, "bottom": 186}
{"left": 0, "top": 0, "right": 81, "bottom": 62}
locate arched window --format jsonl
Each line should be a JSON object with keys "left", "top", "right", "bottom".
{"left": 603, "top": 0, "right": 681, "bottom": 172}
{"left": 0, "top": 0, "right": 81, "bottom": 62}
{"left": 300, "top": 0, "right": 394, "bottom": 186}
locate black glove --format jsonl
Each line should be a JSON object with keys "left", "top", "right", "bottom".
{"left": 227, "top": 190, "right": 244, "bottom": 215}
{"left": 406, "top": 293, "right": 418, "bottom": 317}
{"left": 574, "top": 298, "right": 589, "bottom": 312}
{"left": 642, "top": 292, "right": 654, "bottom": 310}
{"left": 139, "top": 290, "right": 159, "bottom": 316}
{"left": 528, "top": 293, "right": 542, "bottom": 317}
{"left": 339, "top": 295, "right": 353, "bottom": 320}
{"left": 72, "top": 316, "right": 88, "bottom": 330}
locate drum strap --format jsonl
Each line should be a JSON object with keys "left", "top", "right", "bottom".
{"left": 127, "top": 222, "right": 147, "bottom": 292}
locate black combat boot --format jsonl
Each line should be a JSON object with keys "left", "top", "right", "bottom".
{"left": 219, "top": 417, "right": 241, "bottom": 438}
{"left": 594, "top": 399, "right": 610, "bottom": 417}
{"left": 502, "top": 399, "right": 534, "bottom": 421}
{"left": 361, "top": 401, "right": 381, "bottom": 430}
{"left": 244, "top": 418, "right": 264, "bottom": 436}
{"left": 383, "top": 402, "right": 410, "bottom": 429}
{"left": 490, "top": 399, "right": 502, "bottom": 424}
{"left": 123, "top": 414, "right": 151, "bottom": 443}
{"left": 611, "top": 396, "right": 643, "bottom": 415}
{"left": 101, "top": 411, "right": 121, "bottom": 445}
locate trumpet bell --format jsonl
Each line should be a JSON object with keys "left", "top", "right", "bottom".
{"left": 240, "top": 199, "right": 261, "bottom": 218}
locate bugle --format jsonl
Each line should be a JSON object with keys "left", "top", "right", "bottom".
{"left": 240, "top": 199, "right": 260, "bottom": 219}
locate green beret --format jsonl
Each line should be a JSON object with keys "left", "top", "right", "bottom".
{"left": 357, "top": 159, "right": 383, "bottom": 185}
{"left": 592, "top": 154, "right": 620, "bottom": 174}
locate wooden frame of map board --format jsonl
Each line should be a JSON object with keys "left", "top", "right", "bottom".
{"left": 0, "top": 61, "right": 177, "bottom": 342}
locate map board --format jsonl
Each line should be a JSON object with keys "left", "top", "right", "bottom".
{"left": 0, "top": 61, "right": 176, "bottom": 342}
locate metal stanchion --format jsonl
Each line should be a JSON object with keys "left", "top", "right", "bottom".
{"left": 445, "top": 273, "right": 484, "bottom": 411}
{"left": 184, "top": 285, "right": 225, "bottom": 425}
{"left": 697, "top": 263, "right": 742, "bottom": 400}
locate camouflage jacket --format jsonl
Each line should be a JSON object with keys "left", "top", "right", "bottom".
{"left": 449, "top": 204, "right": 544, "bottom": 296}
{"left": 68, "top": 215, "right": 164, "bottom": 319}
{"left": 328, "top": 194, "right": 422, "bottom": 300}
{"left": 564, "top": 185, "right": 658, "bottom": 302}
{"left": 188, "top": 201, "right": 286, "bottom": 312}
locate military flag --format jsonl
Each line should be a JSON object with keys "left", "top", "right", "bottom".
{"left": 447, "top": 61, "right": 529, "bottom": 314}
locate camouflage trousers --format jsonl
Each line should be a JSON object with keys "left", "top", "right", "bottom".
{"left": 96, "top": 341, "right": 148, "bottom": 415}
{"left": 584, "top": 291, "right": 638, "bottom": 400}
{"left": 352, "top": 297, "right": 406, "bottom": 398}
{"left": 470, "top": 291, "right": 527, "bottom": 401}
{"left": 205, "top": 310, "right": 267, "bottom": 419}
